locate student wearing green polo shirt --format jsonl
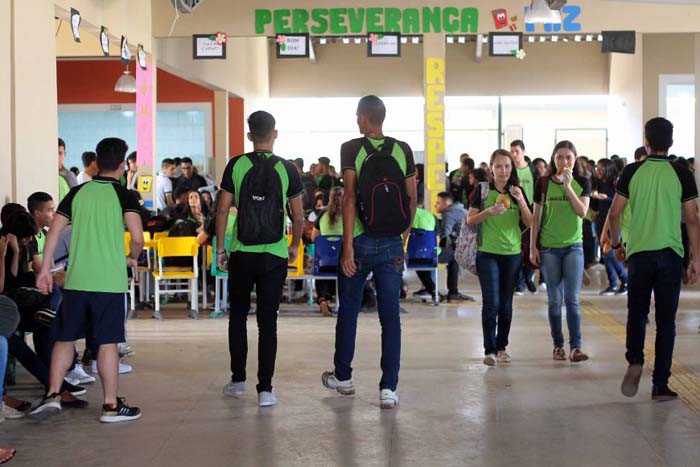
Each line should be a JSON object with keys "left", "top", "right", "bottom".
{"left": 610, "top": 118, "right": 699, "bottom": 401}
{"left": 216, "top": 111, "right": 304, "bottom": 408}
{"left": 411, "top": 200, "right": 440, "bottom": 299}
{"left": 468, "top": 150, "right": 533, "bottom": 366}
{"left": 26, "top": 192, "right": 54, "bottom": 271}
{"left": 312, "top": 187, "right": 344, "bottom": 316}
{"left": 510, "top": 140, "right": 537, "bottom": 294}
{"left": 530, "top": 141, "right": 592, "bottom": 363}
{"left": 34, "top": 137, "right": 144, "bottom": 423}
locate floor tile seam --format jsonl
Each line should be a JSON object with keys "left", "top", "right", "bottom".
{"left": 582, "top": 305, "right": 700, "bottom": 416}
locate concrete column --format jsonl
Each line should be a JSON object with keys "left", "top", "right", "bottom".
{"left": 423, "top": 34, "right": 446, "bottom": 214}
{"left": 0, "top": 0, "right": 11, "bottom": 203}
{"left": 607, "top": 33, "right": 644, "bottom": 158}
{"left": 694, "top": 34, "right": 700, "bottom": 197}
{"left": 214, "top": 90, "right": 230, "bottom": 183}
{"left": 11, "top": 0, "right": 58, "bottom": 203}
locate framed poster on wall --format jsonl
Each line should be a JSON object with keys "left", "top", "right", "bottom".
{"left": 489, "top": 32, "right": 523, "bottom": 57}
{"left": 367, "top": 33, "right": 401, "bottom": 57}
{"left": 193, "top": 34, "right": 226, "bottom": 59}
{"left": 276, "top": 34, "right": 310, "bottom": 58}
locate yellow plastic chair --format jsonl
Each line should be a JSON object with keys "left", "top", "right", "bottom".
{"left": 286, "top": 234, "right": 305, "bottom": 277}
{"left": 124, "top": 231, "right": 152, "bottom": 316}
{"left": 152, "top": 236, "right": 199, "bottom": 320}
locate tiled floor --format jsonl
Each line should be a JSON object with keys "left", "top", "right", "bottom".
{"left": 3, "top": 271, "right": 700, "bottom": 467}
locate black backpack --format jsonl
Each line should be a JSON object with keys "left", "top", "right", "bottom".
{"left": 237, "top": 152, "right": 285, "bottom": 246}
{"left": 357, "top": 137, "right": 411, "bottom": 237}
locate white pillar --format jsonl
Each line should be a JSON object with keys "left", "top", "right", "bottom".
{"left": 694, "top": 34, "right": 700, "bottom": 198}
{"left": 0, "top": 0, "right": 11, "bottom": 203}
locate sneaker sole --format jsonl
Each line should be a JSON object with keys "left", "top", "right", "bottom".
{"left": 2, "top": 410, "right": 25, "bottom": 420}
{"left": 70, "top": 389, "right": 87, "bottom": 397}
{"left": 621, "top": 366, "right": 643, "bottom": 397}
{"left": 30, "top": 402, "right": 62, "bottom": 416}
{"left": 651, "top": 394, "right": 678, "bottom": 402}
{"left": 258, "top": 401, "right": 278, "bottom": 407}
{"left": 380, "top": 400, "right": 398, "bottom": 409}
{"left": 483, "top": 356, "right": 496, "bottom": 366}
{"left": 100, "top": 413, "right": 142, "bottom": 423}
{"left": 570, "top": 356, "right": 589, "bottom": 363}
{"left": 223, "top": 390, "right": 246, "bottom": 397}
{"left": 78, "top": 378, "right": 96, "bottom": 384}
{"left": 321, "top": 373, "right": 355, "bottom": 395}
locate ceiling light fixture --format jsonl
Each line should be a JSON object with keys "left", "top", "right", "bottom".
{"left": 524, "top": 0, "right": 563, "bottom": 24}
{"left": 114, "top": 65, "right": 136, "bottom": 93}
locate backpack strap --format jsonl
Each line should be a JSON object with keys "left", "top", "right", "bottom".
{"left": 381, "top": 137, "right": 396, "bottom": 154}
{"left": 362, "top": 137, "right": 395, "bottom": 157}
{"left": 361, "top": 138, "right": 377, "bottom": 157}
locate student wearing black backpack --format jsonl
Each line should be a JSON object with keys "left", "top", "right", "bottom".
{"left": 321, "top": 95, "right": 417, "bottom": 409}
{"left": 215, "top": 111, "right": 304, "bottom": 408}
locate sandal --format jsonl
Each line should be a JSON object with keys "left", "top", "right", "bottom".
{"left": 319, "top": 299, "right": 332, "bottom": 317}
{"left": 0, "top": 448, "right": 15, "bottom": 464}
{"left": 553, "top": 347, "right": 567, "bottom": 361}
{"left": 570, "top": 348, "right": 589, "bottom": 362}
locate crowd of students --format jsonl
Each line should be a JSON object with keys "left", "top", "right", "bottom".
{"left": 0, "top": 96, "right": 697, "bottom": 465}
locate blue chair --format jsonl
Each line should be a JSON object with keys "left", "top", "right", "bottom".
{"left": 313, "top": 235, "right": 342, "bottom": 311}
{"left": 406, "top": 229, "right": 439, "bottom": 306}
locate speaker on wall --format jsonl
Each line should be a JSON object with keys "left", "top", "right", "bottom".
{"left": 602, "top": 31, "right": 636, "bottom": 54}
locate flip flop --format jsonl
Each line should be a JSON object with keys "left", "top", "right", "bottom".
{"left": 0, "top": 448, "right": 16, "bottom": 464}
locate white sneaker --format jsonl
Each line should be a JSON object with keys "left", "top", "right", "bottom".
{"left": 222, "top": 381, "right": 246, "bottom": 397}
{"left": 321, "top": 371, "right": 355, "bottom": 395}
{"left": 64, "top": 377, "right": 80, "bottom": 386}
{"left": 483, "top": 354, "right": 497, "bottom": 366}
{"left": 379, "top": 389, "right": 399, "bottom": 409}
{"left": 1, "top": 403, "right": 25, "bottom": 420}
{"left": 258, "top": 391, "right": 277, "bottom": 407}
{"left": 91, "top": 360, "right": 133, "bottom": 375}
{"left": 66, "top": 364, "right": 96, "bottom": 384}
{"left": 497, "top": 351, "right": 512, "bottom": 363}
{"left": 538, "top": 283, "right": 547, "bottom": 293}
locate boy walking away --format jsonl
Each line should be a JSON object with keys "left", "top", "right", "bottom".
{"left": 32, "top": 137, "right": 144, "bottom": 423}
{"left": 321, "top": 95, "right": 417, "bottom": 409}
{"left": 216, "top": 111, "right": 304, "bottom": 407}
{"left": 611, "top": 118, "right": 699, "bottom": 401}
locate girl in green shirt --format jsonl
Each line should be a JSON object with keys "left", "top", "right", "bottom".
{"left": 530, "top": 141, "right": 592, "bottom": 363}
{"left": 467, "top": 149, "right": 532, "bottom": 366}
{"left": 312, "top": 187, "right": 343, "bottom": 316}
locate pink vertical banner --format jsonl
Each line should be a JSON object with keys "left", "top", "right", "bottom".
{"left": 136, "top": 61, "right": 154, "bottom": 166}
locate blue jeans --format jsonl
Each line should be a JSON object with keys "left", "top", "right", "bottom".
{"left": 0, "top": 336, "right": 6, "bottom": 397}
{"left": 603, "top": 248, "right": 628, "bottom": 289}
{"left": 476, "top": 252, "right": 521, "bottom": 355}
{"left": 541, "top": 244, "right": 584, "bottom": 350}
{"left": 626, "top": 249, "right": 682, "bottom": 386}
{"left": 334, "top": 234, "right": 404, "bottom": 391}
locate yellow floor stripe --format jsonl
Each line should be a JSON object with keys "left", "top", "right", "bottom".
{"left": 582, "top": 303, "right": 700, "bottom": 415}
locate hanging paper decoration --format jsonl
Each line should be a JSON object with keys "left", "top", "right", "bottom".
{"left": 70, "top": 8, "right": 81, "bottom": 42}
{"left": 513, "top": 49, "right": 526, "bottom": 60}
{"left": 137, "top": 44, "right": 147, "bottom": 70}
{"left": 211, "top": 32, "right": 228, "bottom": 45}
{"left": 276, "top": 34, "right": 288, "bottom": 51}
{"left": 100, "top": 26, "right": 109, "bottom": 56}
{"left": 492, "top": 9, "right": 509, "bottom": 30}
{"left": 120, "top": 36, "right": 131, "bottom": 64}
{"left": 369, "top": 33, "right": 385, "bottom": 44}
{"left": 509, "top": 16, "right": 519, "bottom": 31}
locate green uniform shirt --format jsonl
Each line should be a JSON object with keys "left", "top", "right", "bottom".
{"left": 620, "top": 203, "right": 631, "bottom": 245}
{"left": 340, "top": 136, "right": 416, "bottom": 238}
{"left": 471, "top": 184, "right": 528, "bottom": 255}
{"left": 318, "top": 211, "right": 344, "bottom": 236}
{"left": 57, "top": 177, "right": 141, "bottom": 293}
{"left": 616, "top": 155, "right": 698, "bottom": 258}
{"left": 58, "top": 175, "right": 70, "bottom": 203}
{"left": 35, "top": 230, "right": 46, "bottom": 260}
{"left": 535, "top": 176, "right": 591, "bottom": 249}
{"left": 413, "top": 207, "right": 437, "bottom": 231}
{"left": 517, "top": 165, "right": 534, "bottom": 204}
{"left": 220, "top": 152, "right": 303, "bottom": 259}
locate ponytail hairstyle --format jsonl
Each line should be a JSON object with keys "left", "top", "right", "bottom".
{"left": 327, "top": 186, "right": 344, "bottom": 226}
{"left": 548, "top": 140, "right": 581, "bottom": 177}
{"left": 489, "top": 149, "right": 521, "bottom": 189}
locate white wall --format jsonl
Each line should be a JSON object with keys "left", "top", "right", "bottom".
{"left": 0, "top": 0, "right": 12, "bottom": 204}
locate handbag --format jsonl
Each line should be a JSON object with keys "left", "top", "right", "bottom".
{"left": 455, "top": 182, "right": 489, "bottom": 274}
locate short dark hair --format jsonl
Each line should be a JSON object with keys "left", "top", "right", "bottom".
{"left": 645, "top": 117, "right": 674, "bottom": 153}
{"left": 510, "top": 140, "right": 525, "bottom": 151}
{"left": 174, "top": 157, "right": 182, "bottom": 165}
{"left": 293, "top": 158, "right": 304, "bottom": 170}
{"left": 318, "top": 156, "right": 330, "bottom": 168}
{"left": 4, "top": 211, "right": 37, "bottom": 239}
{"left": 58, "top": 138, "right": 65, "bottom": 149}
{"left": 633, "top": 146, "right": 647, "bottom": 161}
{"left": 81, "top": 151, "right": 97, "bottom": 169}
{"left": 1, "top": 203, "right": 27, "bottom": 227}
{"left": 127, "top": 151, "right": 137, "bottom": 163}
{"left": 462, "top": 158, "right": 475, "bottom": 170}
{"left": 174, "top": 185, "right": 189, "bottom": 200}
{"left": 247, "top": 111, "right": 276, "bottom": 143}
{"left": 181, "top": 157, "right": 193, "bottom": 165}
{"left": 437, "top": 191, "right": 453, "bottom": 203}
{"left": 357, "top": 95, "right": 386, "bottom": 126}
{"left": 95, "top": 138, "right": 128, "bottom": 172}
{"left": 532, "top": 157, "right": 547, "bottom": 167}
{"left": 471, "top": 168, "right": 488, "bottom": 183}
{"left": 162, "top": 158, "right": 175, "bottom": 168}
{"left": 27, "top": 192, "right": 53, "bottom": 215}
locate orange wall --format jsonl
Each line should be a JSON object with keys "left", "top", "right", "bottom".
{"left": 229, "top": 97, "right": 244, "bottom": 157}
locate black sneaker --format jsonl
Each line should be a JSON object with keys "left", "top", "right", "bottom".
{"left": 616, "top": 284, "right": 628, "bottom": 296}
{"left": 64, "top": 382, "right": 86, "bottom": 397}
{"left": 447, "top": 293, "right": 475, "bottom": 303}
{"left": 100, "top": 397, "right": 142, "bottom": 423}
{"left": 600, "top": 286, "right": 616, "bottom": 296}
{"left": 412, "top": 288, "right": 430, "bottom": 298}
{"left": 30, "top": 393, "right": 62, "bottom": 417}
{"left": 651, "top": 385, "right": 678, "bottom": 401}
{"left": 525, "top": 274, "right": 537, "bottom": 293}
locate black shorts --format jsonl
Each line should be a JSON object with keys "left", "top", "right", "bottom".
{"left": 52, "top": 290, "right": 126, "bottom": 345}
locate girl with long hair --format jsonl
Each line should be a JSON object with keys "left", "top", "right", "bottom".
{"left": 467, "top": 149, "right": 533, "bottom": 365}
{"left": 312, "top": 187, "right": 344, "bottom": 316}
{"left": 530, "top": 141, "right": 592, "bottom": 363}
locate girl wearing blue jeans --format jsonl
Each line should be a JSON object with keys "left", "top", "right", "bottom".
{"left": 530, "top": 141, "right": 592, "bottom": 362}
{"left": 468, "top": 150, "right": 532, "bottom": 366}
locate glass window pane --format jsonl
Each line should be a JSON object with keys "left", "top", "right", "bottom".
{"left": 666, "top": 84, "right": 695, "bottom": 157}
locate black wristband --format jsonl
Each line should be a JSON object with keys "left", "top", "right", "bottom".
{"left": 612, "top": 243, "right": 622, "bottom": 250}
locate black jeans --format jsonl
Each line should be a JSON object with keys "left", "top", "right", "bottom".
{"left": 625, "top": 249, "right": 683, "bottom": 387}
{"left": 447, "top": 259, "right": 460, "bottom": 295}
{"left": 228, "top": 251, "right": 288, "bottom": 393}
{"left": 416, "top": 271, "right": 436, "bottom": 293}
